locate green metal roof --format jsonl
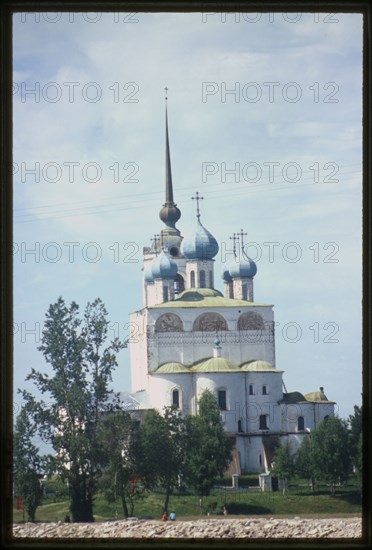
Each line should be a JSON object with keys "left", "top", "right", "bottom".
{"left": 155, "top": 362, "right": 190, "bottom": 374}
{"left": 304, "top": 390, "right": 335, "bottom": 403}
{"left": 152, "top": 288, "right": 273, "bottom": 308}
{"left": 191, "top": 357, "right": 240, "bottom": 372}
{"left": 240, "top": 360, "right": 282, "bottom": 372}
{"left": 279, "top": 391, "right": 307, "bottom": 404}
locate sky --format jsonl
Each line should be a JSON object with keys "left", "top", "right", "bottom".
{"left": 13, "top": 11, "right": 363, "bottom": 430}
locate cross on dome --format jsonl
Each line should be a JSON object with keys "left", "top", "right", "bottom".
{"left": 192, "top": 191, "right": 204, "bottom": 220}
{"left": 151, "top": 233, "right": 160, "bottom": 255}
{"left": 229, "top": 233, "right": 240, "bottom": 257}
{"left": 239, "top": 229, "right": 248, "bottom": 256}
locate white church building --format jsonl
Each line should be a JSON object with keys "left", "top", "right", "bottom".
{"left": 124, "top": 102, "right": 335, "bottom": 475}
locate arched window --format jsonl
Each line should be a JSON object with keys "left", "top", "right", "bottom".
{"left": 259, "top": 415, "right": 268, "bottom": 430}
{"left": 163, "top": 286, "right": 169, "bottom": 303}
{"left": 249, "top": 385, "right": 254, "bottom": 395}
{"left": 262, "top": 385, "right": 267, "bottom": 395}
{"left": 218, "top": 389, "right": 227, "bottom": 410}
{"left": 298, "top": 416, "right": 305, "bottom": 431}
{"left": 229, "top": 282, "right": 234, "bottom": 299}
{"left": 190, "top": 270, "right": 195, "bottom": 287}
{"left": 209, "top": 270, "right": 213, "bottom": 288}
{"left": 172, "top": 389, "right": 180, "bottom": 409}
{"left": 259, "top": 454, "right": 262, "bottom": 466}
{"left": 238, "top": 420, "right": 243, "bottom": 432}
{"left": 242, "top": 283, "right": 248, "bottom": 300}
{"left": 175, "top": 273, "right": 185, "bottom": 293}
{"left": 200, "top": 270, "right": 206, "bottom": 288}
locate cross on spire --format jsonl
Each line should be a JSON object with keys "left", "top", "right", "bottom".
{"left": 165, "top": 87, "right": 168, "bottom": 101}
{"left": 239, "top": 229, "right": 248, "bottom": 254}
{"left": 192, "top": 191, "right": 204, "bottom": 220}
{"left": 229, "top": 233, "right": 240, "bottom": 256}
{"left": 151, "top": 233, "right": 160, "bottom": 254}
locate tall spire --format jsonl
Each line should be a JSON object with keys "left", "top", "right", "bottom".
{"left": 158, "top": 88, "right": 182, "bottom": 257}
{"left": 165, "top": 88, "right": 174, "bottom": 204}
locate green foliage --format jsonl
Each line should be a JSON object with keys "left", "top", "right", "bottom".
{"left": 271, "top": 441, "right": 295, "bottom": 492}
{"left": 348, "top": 405, "right": 362, "bottom": 470}
{"left": 310, "top": 416, "right": 352, "bottom": 493}
{"left": 137, "top": 407, "right": 185, "bottom": 514}
{"left": 295, "top": 435, "right": 316, "bottom": 491}
{"left": 13, "top": 408, "right": 44, "bottom": 521}
{"left": 183, "top": 390, "right": 233, "bottom": 497}
{"left": 19, "top": 297, "right": 126, "bottom": 522}
{"left": 97, "top": 411, "right": 141, "bottom": 518}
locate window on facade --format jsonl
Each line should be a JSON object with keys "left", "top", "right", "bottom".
{"left": 229, "top": 283, "right": 234, "bottom": 298}
{"left": 218, "top": 390, "right": 227, "bottom": 411}
{"left": 259, "top": 454, "right": 262, "bottom": 466}
{"left": 259, "top": 414, "right": 268, "bottom": 430}
{"left": 175, "top": 273, "right": 185, "bottom": 292}
{"left": 298, "top": 416, "right": 305, "bottom": 431}
{"left": 249, "top": 385, "right": 254, "bottom": 395}
{"left": 324, "top": 415, "right": 330, "bottom": 421}
{"left": 163, "top": 286, "right": 169, "bottom": 302}
{"left": 172, "top": 389, "right": 180, "bottom": 409}
{"left": 200, "top": 270, "right": 206, "bottom": 288}
{"left": 242, "top": 283, "right": 248, "bottom": 300}
{"left": 262, "top": 385, "right": 267, "bottom": 395}
{"left": 209, "top": 270, "right": 213, "bottom": 288}
{"left": 190, "top": 270, "right": 195, "bottom": 287}
{"left": 238, "top": 420, "right": 243, "bottom": 432}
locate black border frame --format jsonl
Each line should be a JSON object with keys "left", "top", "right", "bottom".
{"left": 1, "top": 1, "right": 371, "bottom": 548}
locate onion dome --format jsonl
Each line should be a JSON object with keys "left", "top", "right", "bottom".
{"left": 181, "top": 219, "right": 219, "bottom": 260}
{"left": 151, "top": 250, "right": 178, "bottom": 279}
{"left": 229, "top": 253, "right": 257, "bottom": 278}
{"left": 222, "top": 262, "right": 233, "bottom": 282}
{"left": 159, "top": 203, "right": 181, "bottom": 229}
{"left": 144, "top": 266, "right": 154, "bottom": 283}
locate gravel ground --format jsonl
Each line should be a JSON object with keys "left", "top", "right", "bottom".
{"left": 12, "top": 516, "right": 362, "bottom": 539}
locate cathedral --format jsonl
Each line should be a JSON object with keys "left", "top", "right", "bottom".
{"left": 124, "top": 102, "right": 335, "bottom": 474}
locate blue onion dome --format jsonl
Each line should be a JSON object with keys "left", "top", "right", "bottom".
{"left": 181, "top": 219, "right": 219, "bottom": 260}
{"left": 144, "top": 266, "right": 154, "bottom": 283}
{"left": 222, "top": 262, "right": 233, "bottom": 282}
{"left": 229, "top": 253, "right": 257, "bottom": 278}
{"left": 151, "top": 250, "right": 178, "bottom": 279}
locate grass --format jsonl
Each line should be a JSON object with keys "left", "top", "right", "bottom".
{"left": 13, "top": 479, "right": 362, "bottom": 523}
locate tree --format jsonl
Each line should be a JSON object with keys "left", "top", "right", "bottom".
{"left": 13, "top": 408, "right": 44, "bottom": 522}
{"left": 311, "top": 416, "right": 352, "bottom": 494}
{"left": 183, "top": 390, "right": 233, "bottom": 498}
{"left": 97, "top": 411, "right": 140, "bottom": 518}
{"left": 348, "top": 405, "right": 362, "bottom": 471}
{"left": 19, "top": 297, "right": 126, "bottom": 522}
{"left": 137, "top": 407, "right": 185, "bottom": 514}
{"left": 295, "top": 435, "right": 316, "bottom": 492}
{"left": 271, "top": 441, "right": 295, "bottom": 494}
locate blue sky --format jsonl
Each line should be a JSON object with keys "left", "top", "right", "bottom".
{"left": 13, "top": 11, "right": 362, "bottom": 426}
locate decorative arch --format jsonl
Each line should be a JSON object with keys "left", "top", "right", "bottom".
{"left": 193, "top": 312, "right": 228, "bottom": 332}
{"left": 155, "top": 313, "right": 184, "bottom": 332}
{"left": 237, "top": 311, "right": 265, "bottom": 330}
